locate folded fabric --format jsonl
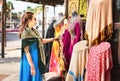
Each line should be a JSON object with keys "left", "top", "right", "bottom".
{"left": 66, "top": 40, "right": 88, "bottom": 81}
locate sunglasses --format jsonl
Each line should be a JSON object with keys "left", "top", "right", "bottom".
{"left": 32, "top": 17, "right": 36, "bottom": 21}
{"left": 34, "top": 18, "right": 36, "bottom": 21}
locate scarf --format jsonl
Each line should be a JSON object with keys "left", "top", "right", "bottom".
{"left": 21, "top": 27, "right": 46, "bottom": 65}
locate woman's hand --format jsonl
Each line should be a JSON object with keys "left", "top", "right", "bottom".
{"left": 54, "top": 36, "right": 61, "bottom": 41}
{"left": 30, "top": 67, "right": 36, "bottom": 76}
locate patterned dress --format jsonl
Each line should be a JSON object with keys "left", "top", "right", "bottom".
{"left": 85, "top": 42, "right": 113, "bottom": 81}
{"left": 49, "top": 23, "right": 65, "bottom": 75}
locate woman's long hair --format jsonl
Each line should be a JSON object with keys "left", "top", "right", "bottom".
{"left": 19, "top": 12, "right": 34, "bottom": 38}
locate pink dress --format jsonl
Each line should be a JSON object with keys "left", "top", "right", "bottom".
{"left": 62, "top": 16, "right": 82, "bottom": 70}
{"left": 85, "top": 42, "right": 113, "bottom": 81}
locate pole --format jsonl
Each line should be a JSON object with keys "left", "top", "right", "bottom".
{"left": 65, "top": 0, "right": 68, "bottom": 19}
{"left": 10, "top": 2, "right": 12, "bottom": 29}
{"left": 1, "top": 0, "right": 6, "bottom": 58}
{"left": 42, "top": 4, "right": 45, "bottom": 38}
{"left": 54, "top": 5, "right": 55, "bottom": 16}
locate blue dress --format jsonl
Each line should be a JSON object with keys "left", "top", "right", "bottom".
{"left": 19, "top": 38, "right": 44, "bottom": 81}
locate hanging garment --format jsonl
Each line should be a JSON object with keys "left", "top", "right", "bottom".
{"left": 85, "top": 0, "right": 113, "bottom": 47}
{"left": 85, "top": 42, "right": 113, "bottom": 81}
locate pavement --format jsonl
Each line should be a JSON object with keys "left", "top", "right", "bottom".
{"left": 0, "top": 27, "right": 47, "bottom": 81}
{"left": 0, "top": 29, "right": 58, "bottom": 81}
{"left": 0, "top": 32, "right": 21, "bottom": 81}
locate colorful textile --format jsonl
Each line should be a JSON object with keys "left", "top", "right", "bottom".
{"left": 21, "top": 27, "right": 46, "bottom": 66}
{"left": 49, "top": 24, "right": 65, "bottom": 75}
{"left": 20, "top": 38, "right": 43, "bottom": 81}
{"left": 85, "top": 42, "right": 113, "bottom": 81}
{"left": 85, "top": 0, "right": 113, "bottom": 47}
{"left": 78, "top": 0, "right": 87, "bottom": 19}
{"left": 62, "top": 16, "right": 82, "bottom": 70}
{"left": 65, "top": 40, "right": 88, "bottom": 81}
{"left": 62, "top": 30, "right": 71, "bottom": 70}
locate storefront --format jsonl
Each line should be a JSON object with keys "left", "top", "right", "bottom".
{"left": 1, "top": 0, "right": 120, "bottom": 80}
{"left": 68, "top": 0, "right": 120, "bottom": 81}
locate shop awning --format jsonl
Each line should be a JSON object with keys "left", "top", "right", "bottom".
{"left": 16, "top": 0, "right": 64, "bottom": 6}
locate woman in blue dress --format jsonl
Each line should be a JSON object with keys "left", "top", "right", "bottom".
{"left": 19, "top": 12, "right": 57, "bottom": 81}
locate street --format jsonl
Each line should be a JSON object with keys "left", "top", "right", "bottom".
{"left": 0, "top": 32, "right": 21, "bottom": 81}
{"left": 0, "top": 28, "right": 50, "bottom": 81}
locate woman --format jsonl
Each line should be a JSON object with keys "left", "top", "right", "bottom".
{"left": 19, "top": 12, "right": 57, "bottom": 81}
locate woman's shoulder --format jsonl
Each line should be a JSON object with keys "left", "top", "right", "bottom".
{"left": 21, "top": 28, "right": 31, "bottom": 39}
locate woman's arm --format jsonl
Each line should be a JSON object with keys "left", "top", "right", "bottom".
{"left": 42, "top": 37, "right": 58, "bottom": 44}
{"left": 24, "top": 46, "right": 36, "bottom": 76}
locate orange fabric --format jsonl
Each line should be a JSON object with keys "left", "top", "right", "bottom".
{"left": 49, "top": 24, "right": 65, "bottom": 75}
